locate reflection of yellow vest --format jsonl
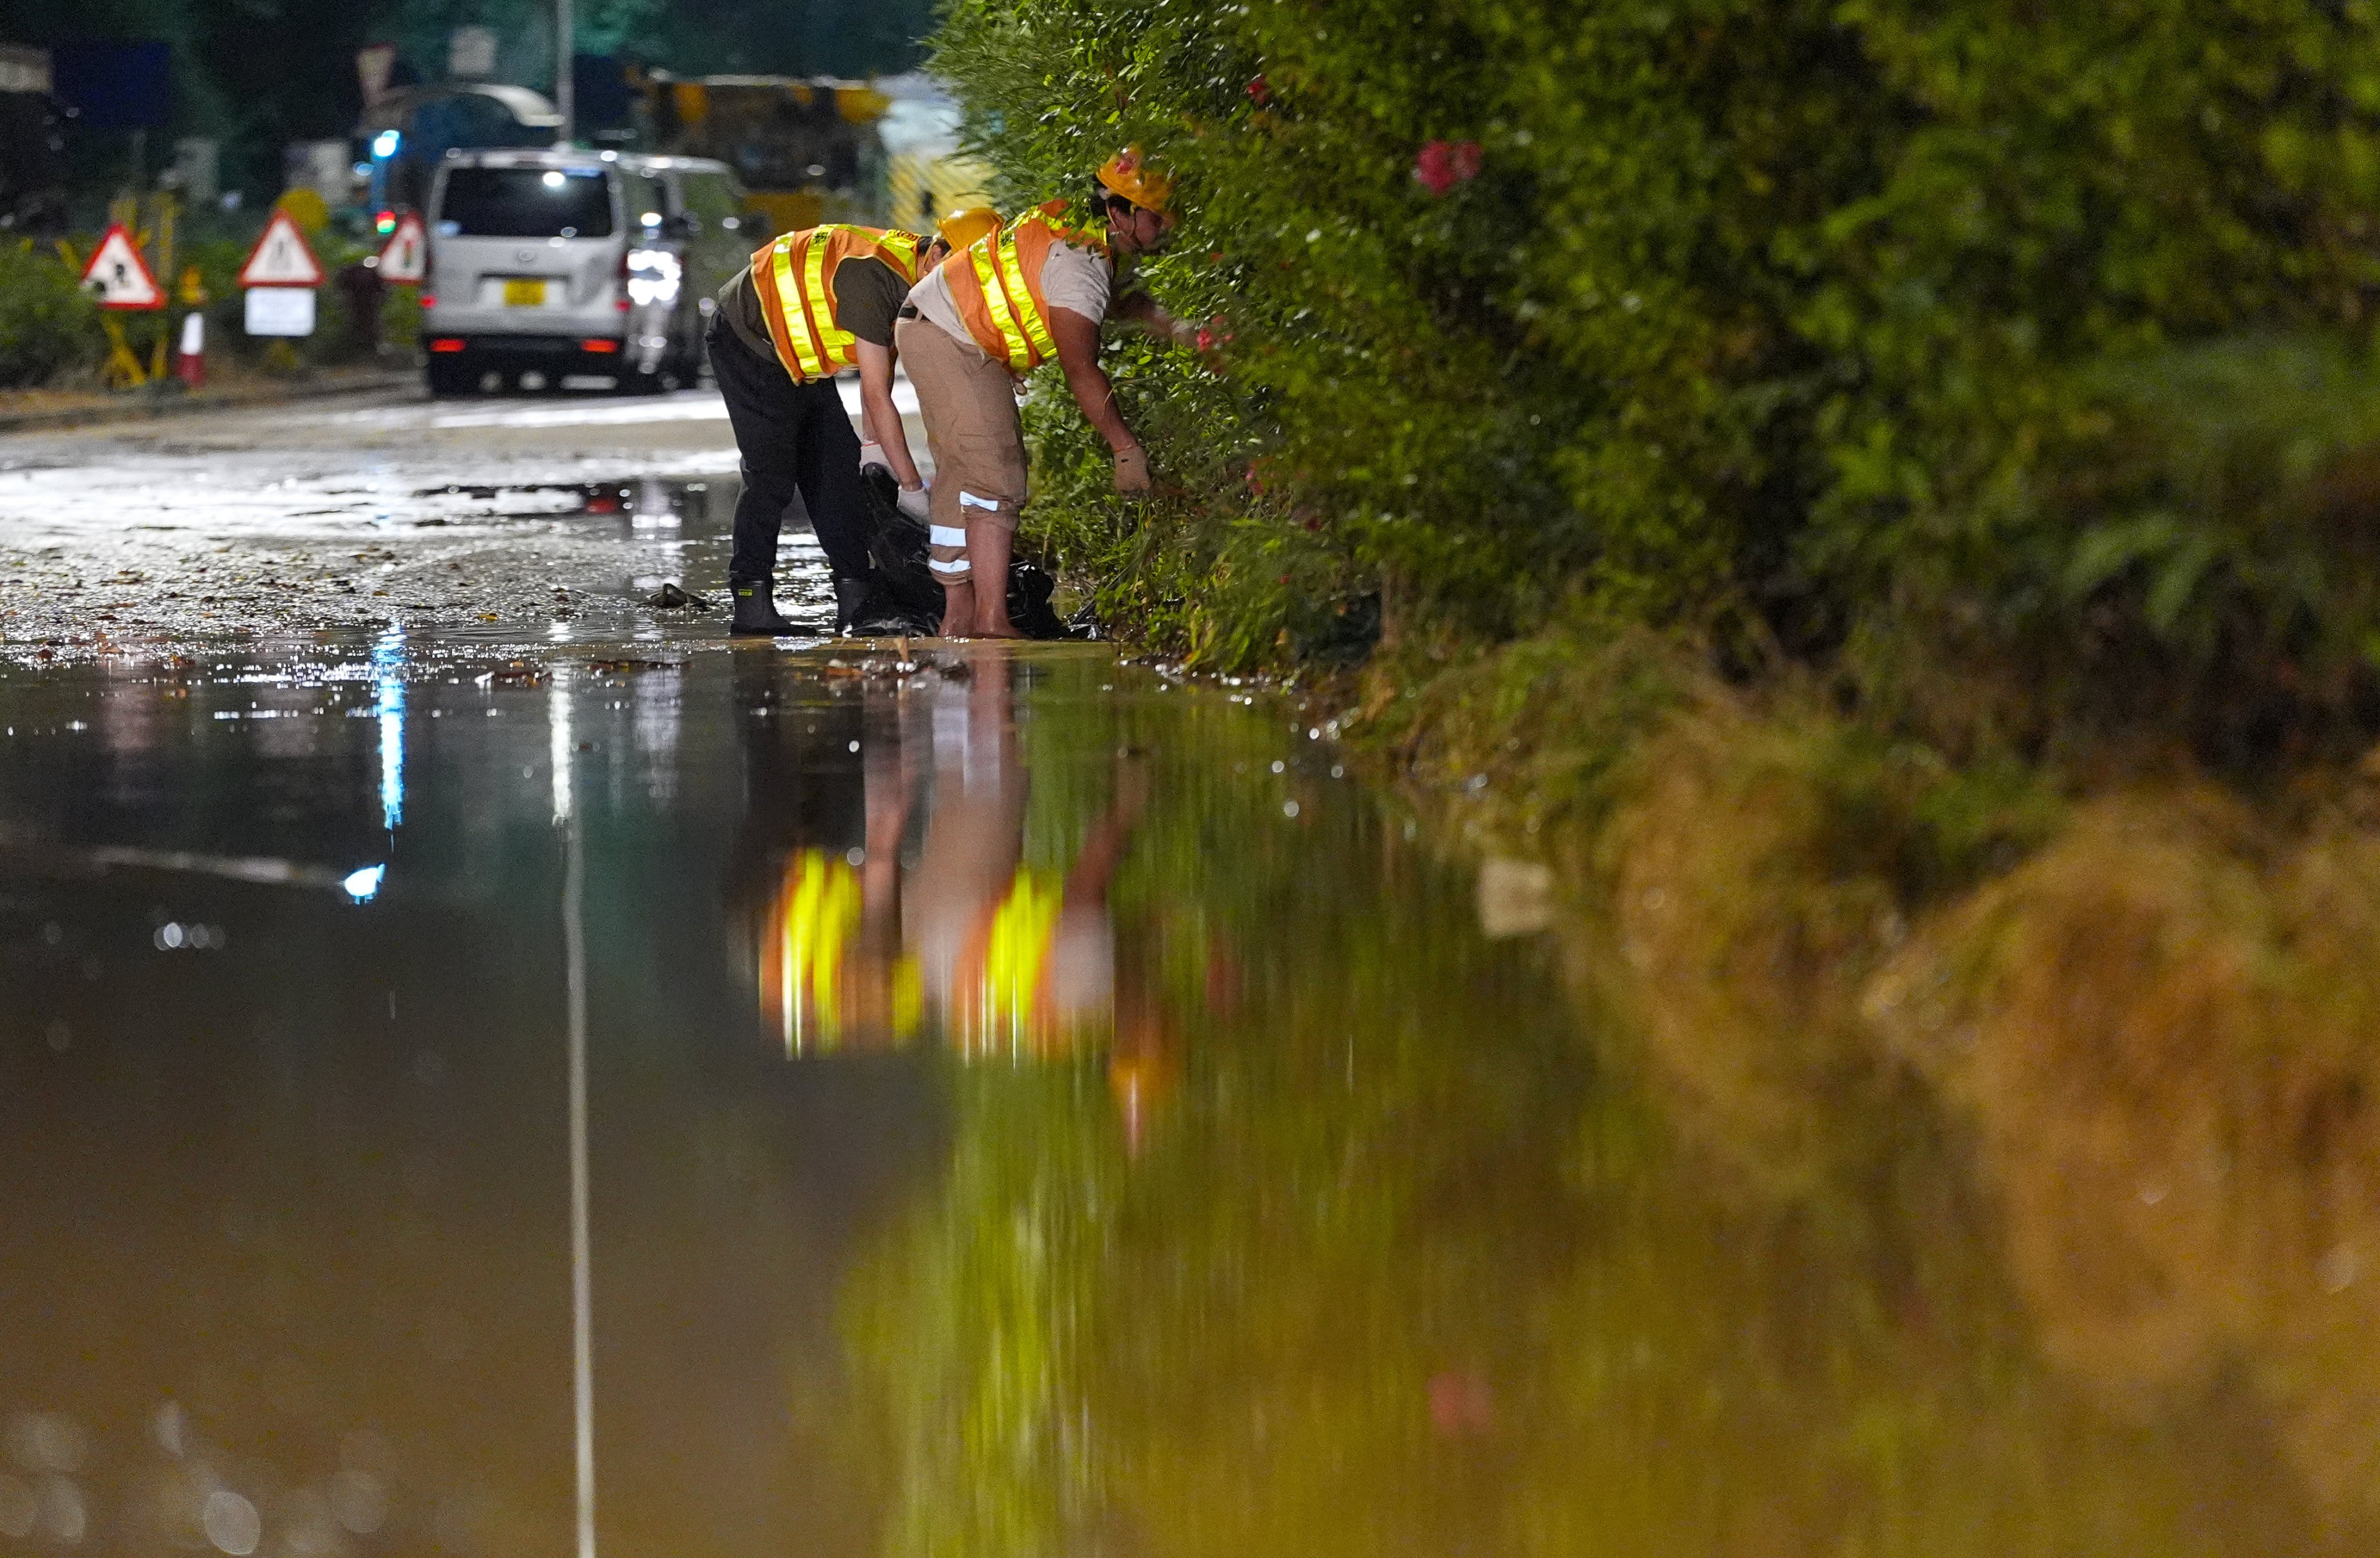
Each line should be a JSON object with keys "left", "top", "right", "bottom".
{"left": 951, "top": 870, "right": 1077, "bottom": 1059}
{"left": 750, "top": 225, "right": 927, "bottom": 382}
{"left": 761, "top": 849, "right": 925, "bottom": 1055}
{"left": 982, "top": 871, "right": 1064, "bottom": 1046}
{"left": 765, "top": 855, "right": 1099, "bottom": 1061}
{"left": 762, "top": 850, "right": 858, "bottom": 1054}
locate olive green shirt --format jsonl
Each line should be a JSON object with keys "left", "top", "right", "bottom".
{"left": 716, "top": 253, "right": 911, "bottom": 371}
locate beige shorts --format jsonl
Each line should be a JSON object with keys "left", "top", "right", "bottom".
{"left": 896, "top": 314, "right": 1026, "bottom": 586}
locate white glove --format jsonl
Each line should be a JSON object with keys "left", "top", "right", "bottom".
{"left": 896, "top": 483, "right": 932, "bottom": 524}
{"left": 859, "top": 440, "right": 890, "bottom": 474}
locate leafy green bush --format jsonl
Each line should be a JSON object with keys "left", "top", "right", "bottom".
{"left": 1855, "top": 338, "right": 2380, "bottom": 765}
{"left": 936, "top": 0, "right": 2380, "bottom": 754}
{"left": 0, "top": 240, "right": 105, "bottom": 389}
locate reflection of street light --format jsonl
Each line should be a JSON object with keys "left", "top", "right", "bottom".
{"left": 555, "top": 675, "right": 596, "bottom": 1558}
{"left": 374, "top": 630, "right": 405, "bottom": 833}
{"left": 549, "top": 671, "right": 575, "bottom": 825}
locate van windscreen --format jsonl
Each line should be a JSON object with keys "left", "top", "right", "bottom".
{"left": 437, "top": 167, "right": 615, "bottom": 238}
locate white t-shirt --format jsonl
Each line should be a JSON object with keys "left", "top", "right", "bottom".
{"left": 1039, "top": 242, "right": 1112, "bottom": 323}
{"left": 906, "top": 240, "right": 1113, "bottom": 348}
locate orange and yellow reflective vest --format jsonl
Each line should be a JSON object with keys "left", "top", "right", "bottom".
{"left": 940, "top": 202, "right": 1111, "bottom": 375}
{"left": 759, "top": 850, "right": 1091, "bottom": 1059}
{"left": 750, "top": 224, "right": 929, "bottom": 382}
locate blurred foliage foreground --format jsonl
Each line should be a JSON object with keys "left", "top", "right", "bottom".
{"left": 833, "top": 656, "right": 2380, "bottom": 1556}
{"left": 901, "top": 0, "right": 2380, "bottom": 1546}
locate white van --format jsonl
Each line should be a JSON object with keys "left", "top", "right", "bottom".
{"left": 422, "top": 148, "right": 755, "bottom": 395}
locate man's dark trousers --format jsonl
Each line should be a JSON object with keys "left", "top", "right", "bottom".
{"left": 707, "top": 314, "right": 872, "bottom": 587}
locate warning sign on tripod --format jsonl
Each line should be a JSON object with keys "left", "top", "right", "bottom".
{"left": 80, "top": 225, "right": 164, "bottom": 311}
{"left": 239, "top": 210, "right": 325, "bottom": 338}
{"left": 378, "top": 213, "right": 426, "bottom": 285}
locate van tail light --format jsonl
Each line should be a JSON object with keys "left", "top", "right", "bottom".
{"left": 582, "top": 339, "right": 620, "bottom": 354}
{"left": 429, "top": 339, "right": 467, "bottom": 353}
{"left": 617, "top": 249, "right": 633, "bottom": 312}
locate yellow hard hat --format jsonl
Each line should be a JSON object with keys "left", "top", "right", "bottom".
{"left": 1096, "top": 146, "right": 1173, "bottom": 214}
{"left": 936, "top": 206, "right": 1001, "bottom": 252}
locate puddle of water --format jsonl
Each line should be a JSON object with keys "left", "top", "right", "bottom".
{"left": 404, "top": 478, "right": 721, "bottom": 525}
{"left": 0, "top": 643, "right": 2356, "bottom": 1556}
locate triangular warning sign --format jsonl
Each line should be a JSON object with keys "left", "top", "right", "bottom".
{"left": 239, "top": 211, "right": 325, "bottom": 288}
{"left": 378, "top": 212, "right": 427, "bottom": 284}
{"left": 80, "top": 224, "right": 164, "bottom": 311}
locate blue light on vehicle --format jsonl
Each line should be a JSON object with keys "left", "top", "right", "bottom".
{"left": 343, "top": 865, "right": 386, "bottom": 903}
{"left": 372, "top": 129, "right": 402, "bottom": 159}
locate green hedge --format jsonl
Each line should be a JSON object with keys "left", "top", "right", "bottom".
{"left": 0, "top": 241, "right": 106, "bottom": 389}
{"left": 938, "top": 0, "right": 2380, "bottom": 758}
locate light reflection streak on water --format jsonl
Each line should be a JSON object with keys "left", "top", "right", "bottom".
{"left": 563, "top": 814, "right": 596, "bottom": 1558}
{"left": 634, "top": 674, "right": 679, "bottom": 805}
{"left": 372, "top": 631, "right": 404, "bottom": 833}
{"left": 549, "top": 668, "right": 574, "bottom": 825}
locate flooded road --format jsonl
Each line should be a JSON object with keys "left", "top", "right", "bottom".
{"left": 0, "top": 386, "right": 890, "bottom": 647}
{"left": 0, "top": 392, "right": 2370, "bottom": 1556}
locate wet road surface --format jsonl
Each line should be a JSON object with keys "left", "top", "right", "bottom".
{"left": 0, "top": 384, "right": 915, "bottom": 650}
{"left": 0, "top": 389, "right": 2371, "bottom": 1556}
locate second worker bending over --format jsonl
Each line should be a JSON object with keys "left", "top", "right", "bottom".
{"left": 896, "top": 148, "right": 1196, "bottom": 637}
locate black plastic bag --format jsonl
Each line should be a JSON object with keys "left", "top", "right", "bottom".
{"left": 858, "top": 467, "right": 1070, "bottom": 639}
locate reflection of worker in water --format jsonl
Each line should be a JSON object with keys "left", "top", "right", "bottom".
{"left": 748, "top": 650, "right": 1146, "bottom": 1062}
{"left": 744, "top": 659, "right": 919, "bottom": 1054}
{"left": 732, "top": 651, "right": 872, "bottom": 1050}
{"left": 906, "top": 652, "right": 1146, "bottom": 1055}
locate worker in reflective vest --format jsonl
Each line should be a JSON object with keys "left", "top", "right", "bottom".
{"left": 896, "top": 149, "right": 1198, "bottom": 637}
{"left": 708, "top": 213, "right": 995, "bottom": 636}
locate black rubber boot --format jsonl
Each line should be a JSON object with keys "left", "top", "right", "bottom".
{"left": 728, "top": 578, "right": 794, "bottom": 637}
{"left": 833, "top": 575, "right": 873, "bottom": 636}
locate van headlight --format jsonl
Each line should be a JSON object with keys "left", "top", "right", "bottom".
{"left": 625, "top": 249, "right": 682, "bottom": 308}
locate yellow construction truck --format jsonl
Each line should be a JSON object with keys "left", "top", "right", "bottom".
{"left": 634, "top": 69, "right": 990, "bottom": 238}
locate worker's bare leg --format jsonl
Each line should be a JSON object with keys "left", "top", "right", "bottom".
{"left": 969, "top": 518, "right": 1017, "bottom": 638}
{"left": 938, "top": 579, "right": 976, "bottom": 638}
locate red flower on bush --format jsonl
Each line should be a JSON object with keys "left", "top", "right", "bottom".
{"left": 1247, "top": 74, "right": 1271, "bottom": 104}
{"left": 1413, "top": 139, "right": 1483, "bottom": 196}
